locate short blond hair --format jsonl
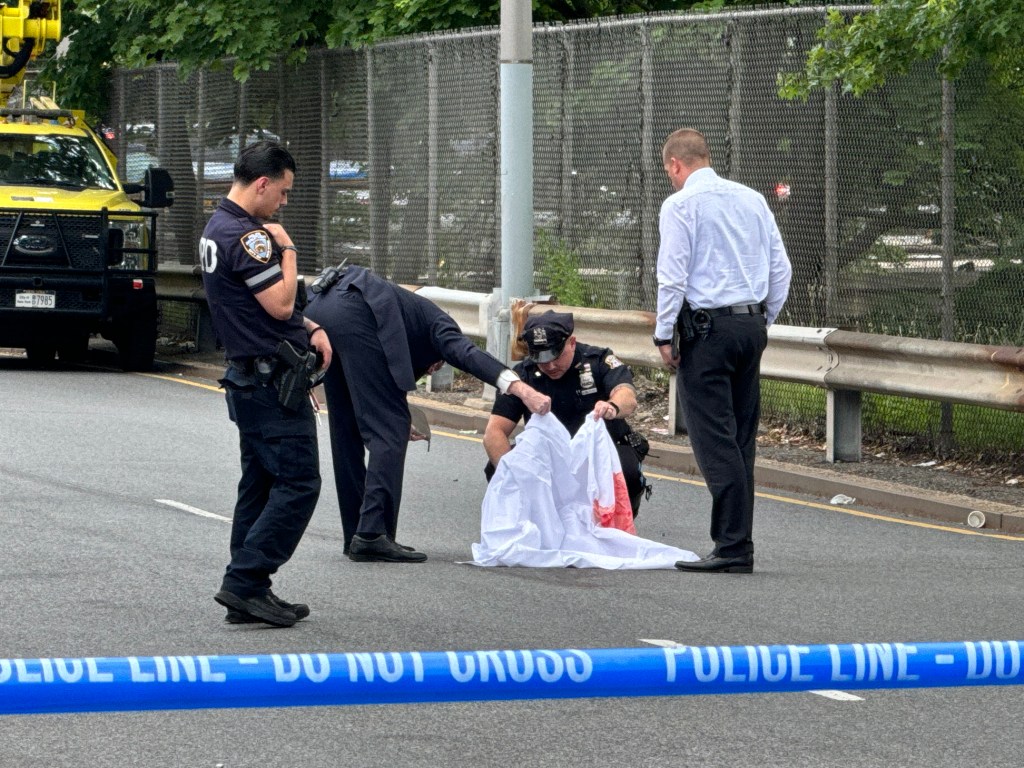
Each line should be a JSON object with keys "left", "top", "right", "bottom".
{"left": 662, "top": 128, "right": 711, "bottom": 167}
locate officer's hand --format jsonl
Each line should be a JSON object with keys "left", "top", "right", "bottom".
{"left": 263, "top": 222, "right": 292, "bottom": 249}
{"left": 409, "top": 425, "right": 429, "bottom": 442}
{"left": 511, "top": 382, "right": 551, "bottom": 416}
{"left": 659, "top": 344, "right": 680, "bottom": 372}
{"left": 311, "top": 328, "right": 333, "bottom": 371}
{"left": 592, "top": 400, "right": 618, "bottom": 421}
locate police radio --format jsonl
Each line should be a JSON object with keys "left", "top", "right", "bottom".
{"left": 310, "top": 260, "right": 348, "bottom": 295}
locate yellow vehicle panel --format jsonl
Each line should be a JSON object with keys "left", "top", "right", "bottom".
{"left": 0, "top": 116, "right": 138, "bottom": 213}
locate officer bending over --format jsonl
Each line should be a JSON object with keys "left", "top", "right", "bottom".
{"left": 483, "top": 310, "right": 651, "bottom": 517}
{"left": 200, "top": 140, "right": 332, "bottom": 627}
{"left": 304, "top": 264, "right": 551, "bottom": 563}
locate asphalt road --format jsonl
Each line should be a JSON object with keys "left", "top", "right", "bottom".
{"left": 1, "top": 353, "right": 1022, "bottom": 768}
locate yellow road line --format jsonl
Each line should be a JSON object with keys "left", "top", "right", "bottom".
{"left": 144, "top": 375, "right": 1023, "bottom": 543}
{"left": 140, "top": 373, "right": 222, "bottom": 392}
{"left": 437, "top": 430, "right": 1024, "bottom": 542}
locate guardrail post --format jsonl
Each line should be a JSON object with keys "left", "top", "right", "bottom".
{"left": 482, "top": 289, "right": 509, "bottom": 404}
{"left": 426, "top": 364, "right": 454, "bottom": 392}
{"left": 827, "top": 389, "right": 862, "bottom": 462}
{"left": 667, "top": 376, "right": 687, "bottom": 435}
{"left": 196, "top": 304, "right": 218, "bottom": 355}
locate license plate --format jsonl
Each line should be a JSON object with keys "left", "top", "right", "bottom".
{"left": 15, "top": 290, "right": 56, "bottom": 309}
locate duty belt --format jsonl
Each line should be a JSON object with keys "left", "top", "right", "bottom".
{"left": 228, "top": 356, "right": 277, "bottom": 382}
{"left": 693, "top": 302, "right": 765, "bottom": 319}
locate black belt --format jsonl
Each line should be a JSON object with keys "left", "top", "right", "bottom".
{"left": 695, "top": 302, "right": 765, "bottom": 318}
{"left": 228, "top": 356, "right": 277, "bottom": 377}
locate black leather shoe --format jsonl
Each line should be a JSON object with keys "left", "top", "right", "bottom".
{"left": 215, "top": 589, "right": 298, "bottom": 627}
{"left": 345, "top": 538, "right": 412, "bottom": 556}
{"left": 675, "top": 554, "right": 753, "bottom": 573}
{"left": 225, "top": 590, "right": 309, "bottom": 624}
{"left": 348, "top": 534, "right": 427, "bottom": 563}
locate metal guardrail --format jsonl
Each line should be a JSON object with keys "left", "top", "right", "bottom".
{"left": 523, "top": 303, "right": 1024, "bottom": 462}
{"left": 155, "top": 263, "right": 205, "bottom": 303}
{"left": 412, "top": 286, "right": 492, "bottom": 338}
{"left": 155, "top": 272, "right": 1024, "bottom": 462}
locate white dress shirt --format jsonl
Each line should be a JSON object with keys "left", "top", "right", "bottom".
{"left": 655, "top": 166, "right": 792, "bottom": 340}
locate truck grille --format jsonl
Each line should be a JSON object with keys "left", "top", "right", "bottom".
{"left": 0, "top": 211, "right": 105, "bottom": 271}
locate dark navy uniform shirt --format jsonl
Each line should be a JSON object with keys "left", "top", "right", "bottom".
{"left": 491, "top": 342, "right": 635, "bottom": 442}
{"left": 199, "top": 198, "right": 308, "bottom": 362}
{"left": 305, "top": 265, "right": 507, "bottom": 391}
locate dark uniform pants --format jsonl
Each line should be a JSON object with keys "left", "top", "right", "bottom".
{"left": 321, "top": 289, "right": 411, "bottom": 546}
{"left": 677, "top": 313, "right": 767, "bottom": 558}
{"left": 222, "top": 383, "right": 320, "bottom": 597}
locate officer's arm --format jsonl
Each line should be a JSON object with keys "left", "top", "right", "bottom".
{"left": 606, "top": 383, "right": 637, "bottom": 418}
{"left": 483, "top": 414, "right": 518, "bottom": 466}
{"left": 254, "top": 224, "right": 299, "bottom": 320}
{"left": 255, "top": 276, "right": 298, "bottom": 320}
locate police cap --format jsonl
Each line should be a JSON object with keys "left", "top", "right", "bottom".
{"left": 521, "top": 310, "right": 574, "bottom": 363}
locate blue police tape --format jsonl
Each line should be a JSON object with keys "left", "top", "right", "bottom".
{"left": 1, "top": 640, "right": 1021, "bottom": 715}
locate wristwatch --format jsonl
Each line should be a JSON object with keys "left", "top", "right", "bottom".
{"left": 652, "top": 335, "right": 673, "bottom": 347}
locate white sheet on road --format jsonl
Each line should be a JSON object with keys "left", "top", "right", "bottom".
{"left": 471, "top": 413, "right": 699, "bottom": 569}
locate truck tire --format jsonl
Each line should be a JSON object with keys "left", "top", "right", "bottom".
{"left": 57, "top": 334, "right": 90, "bottom": 364}
{"left": 25, "top": 342, "right": 57, "bottom": 365}
{"left": 115, "top": 310, "right": 157, "bottom": 372}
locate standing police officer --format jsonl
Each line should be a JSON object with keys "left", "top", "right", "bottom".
{"left": 304, "top": 264, "right": 551, "bottom": 563}
{"left": 200, "top": 141, "right": 332, "bottom": 626}
{"left": 483, "top": 310, "right": 651, "bottom": 518}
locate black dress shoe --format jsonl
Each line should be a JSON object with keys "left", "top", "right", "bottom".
{"left": 348, "top": 534, "right": 427, "bottom": 563}
{"left": 215, "top": 589, "right": 298, "bottom": 627}
{"left": 675, "top": 554, "right": 753, "bottom": 573}
{"left": 225, "top": 590, "right": 309, "bottom": 624}
{"left": 345, "top": 538, "right": 412, "bottom": 555}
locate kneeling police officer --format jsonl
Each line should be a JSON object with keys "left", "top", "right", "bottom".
{"left": 483, "top": 310, "right": 651, "bottom": 517}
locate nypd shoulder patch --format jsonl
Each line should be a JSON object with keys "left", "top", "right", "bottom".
{"left": 605, "top": 354, "right": 623, "bottom": 369}
{"left": 240, "top": 230, "right": 272, "bottom": 263}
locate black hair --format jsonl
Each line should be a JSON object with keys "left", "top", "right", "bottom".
{"left": 233, "top": 140, "right": 296, "bottom": 184}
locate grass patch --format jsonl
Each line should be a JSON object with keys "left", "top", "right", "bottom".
{"left": 760, "top": 380, "right": 1024, "bottom": 460}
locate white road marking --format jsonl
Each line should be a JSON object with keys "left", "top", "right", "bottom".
{"left": 809, "top": 689, "right": 864, "bottom": 701}
{"left": 155, "top": 498, "right": 231, "bottom": 523}
{"left": 639, "top": 639, "right": 864, "bottom": 701}
{"left": 639, "top": 638, "right": 686, "bottom": 648}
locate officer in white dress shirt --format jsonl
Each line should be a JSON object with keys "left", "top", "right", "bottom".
{"left": 653, "top": 128, "right": 792, "bottom": 574}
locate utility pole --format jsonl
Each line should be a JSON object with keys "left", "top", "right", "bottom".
{"left": 499, "top": 0, "right": 534, "bottom": 307}
{"left": 489, "top": 0, "right": 535, "bottom": 367}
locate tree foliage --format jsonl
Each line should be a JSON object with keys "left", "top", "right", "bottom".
{"left": 47, "top": 0, "right": 801, "bottom": 117}
{"left": 780, "top": 0, "right": 1024, "bottom": 99}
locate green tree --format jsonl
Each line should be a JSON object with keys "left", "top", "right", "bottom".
{"left": 776, "top": 1, "right": 1024, "bottom": 326}
{"left": 780, "top": 0, "right": 1024, "bottom": 99}
{"left": 47, "top": 0, "right": 804, "bottom": 117}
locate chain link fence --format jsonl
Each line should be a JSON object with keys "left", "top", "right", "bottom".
{"left": 107, "top": 5, "right": 1024, "bottom": 459}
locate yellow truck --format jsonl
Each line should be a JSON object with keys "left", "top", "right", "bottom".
{"left": 0, "top": 0, "right": 174, "bottom": 370}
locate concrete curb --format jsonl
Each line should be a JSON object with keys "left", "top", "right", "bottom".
{"left": 408, "top": 396, "right": 1024, "bottom": 535}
